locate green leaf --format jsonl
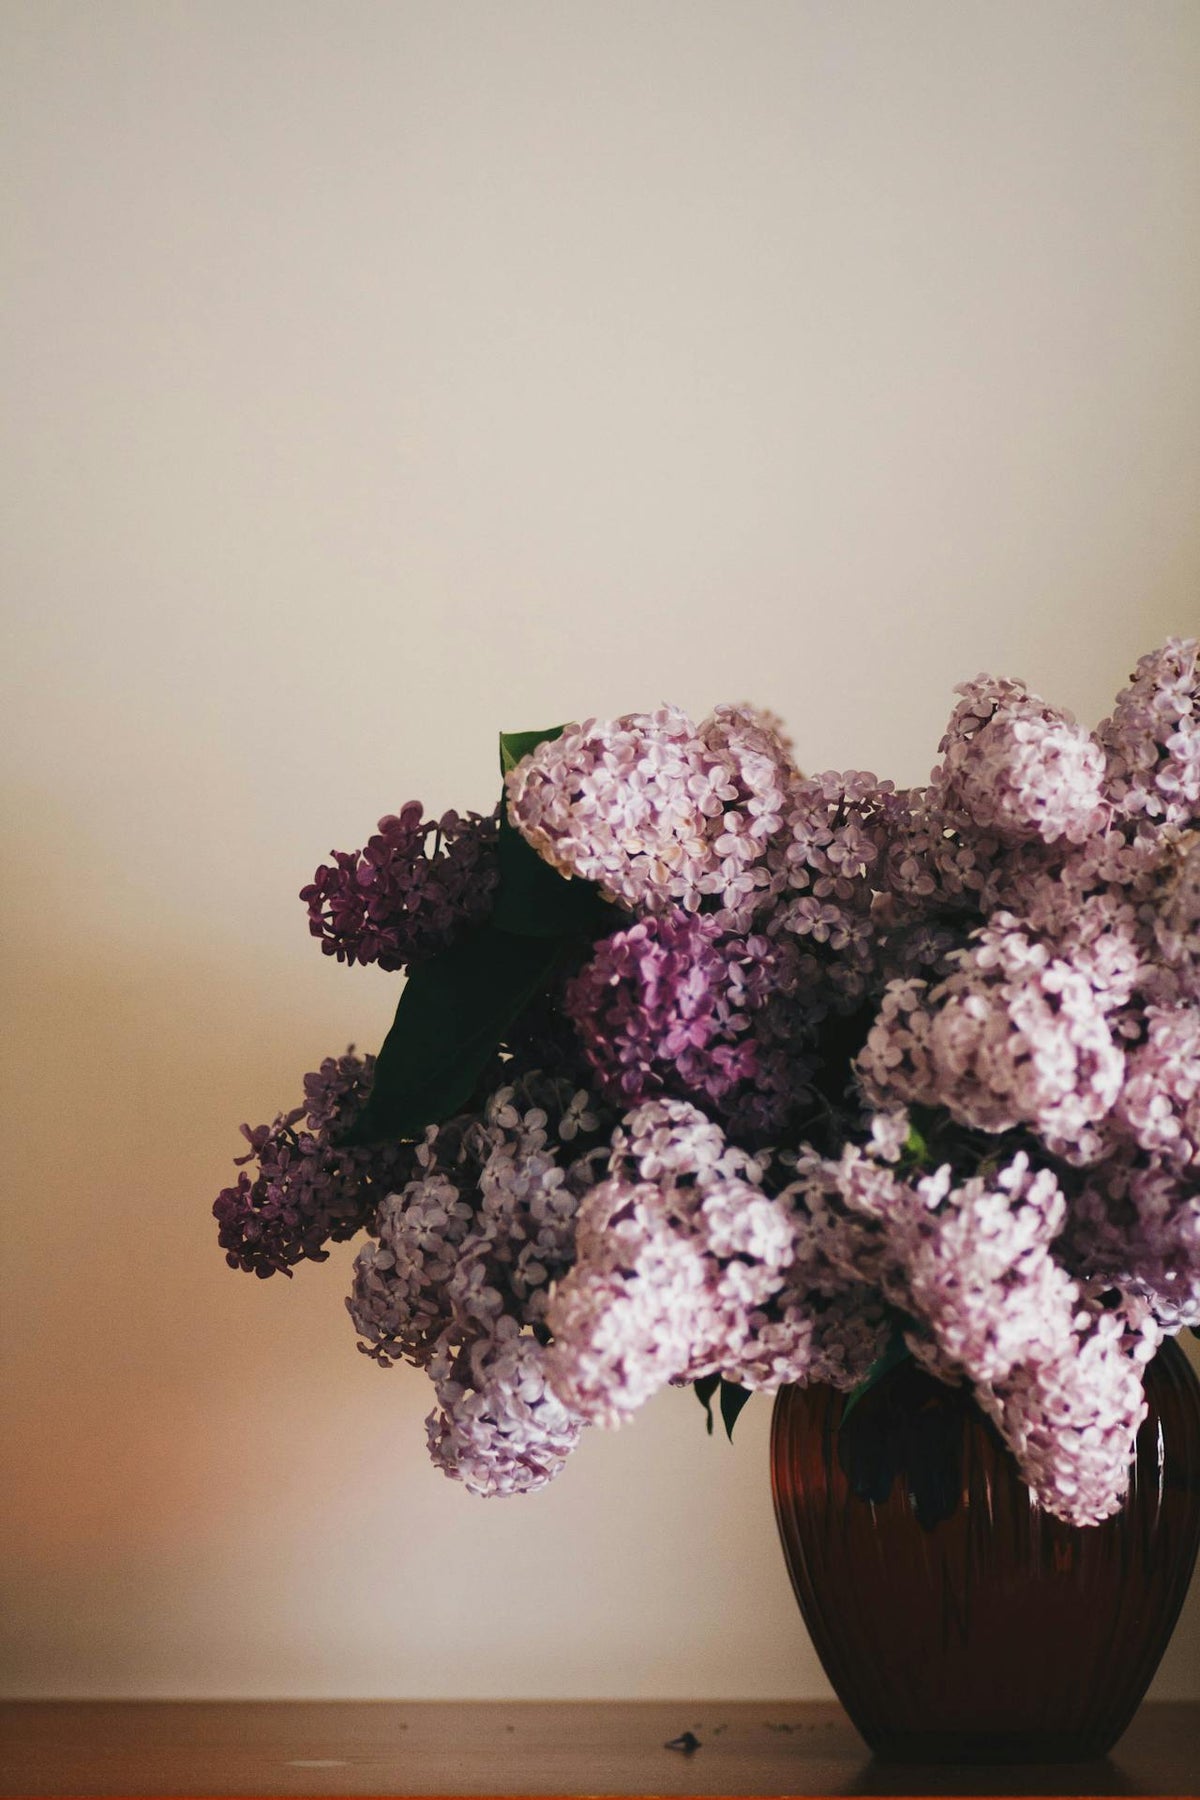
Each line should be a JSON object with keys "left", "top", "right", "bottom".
{"left": 499, "top": 725, "right": 565, "bottom": 775}
{"left": 491, "top": 813, "right": 611, "bottom": 938}
{"left": 344, "top": 923, "right": 561, "bottom": 1144}
{"left": 903, "top": 1120, "right": 928, "bottom": 1162}
{"left": 840, "top": 1327, "right": 912, "bottom": 1425}
{"left": 719, "top": 1379, "right": 752, "bottom": 1442}
{"left": 694, "top": 1372, "right": 721, "bottom": 1436}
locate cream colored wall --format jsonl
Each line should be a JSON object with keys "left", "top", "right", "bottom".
{"left": 3, "top": 0, "right": 1199, "bottom": 1701}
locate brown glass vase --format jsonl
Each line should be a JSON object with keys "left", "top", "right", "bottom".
{"left": 770, "top": 1337, "right": 1200, "bottom": 1764}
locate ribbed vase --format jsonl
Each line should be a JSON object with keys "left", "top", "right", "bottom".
{"left": 770, "top": 1337, "right": 1200, "bottom": 1763}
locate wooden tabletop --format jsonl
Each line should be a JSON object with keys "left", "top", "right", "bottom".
{"left": 1, "top": 1701, "right": 1197, "bottom": 1798}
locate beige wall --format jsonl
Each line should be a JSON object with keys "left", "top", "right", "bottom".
{"left": 3, "top": 0, "right": 1199, "bottom": 1700}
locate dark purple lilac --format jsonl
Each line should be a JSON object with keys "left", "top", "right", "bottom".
{"left": 213, "top": 1050, "right": 413, "bottom": 1278}
{"left": 563, "top": 909, "right": 772, "bottom": 1112}
{"left": 301, "top": 801, "right": 500, "bottom": 972}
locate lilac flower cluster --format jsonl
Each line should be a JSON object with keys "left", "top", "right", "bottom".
{"left": 301, "top": 801, "right": 500, "bottom": 971}
{"left": 1098, "top": 639, "right": 1200, "bottom": 827}
{"left": 346, "top": 1073, "right": 611, "bottom": 1495}
{"left": 930, "top": 676, "right": 1108, "bottom": 846}
{"left": 213, "top": 1051, "right": 413, "bottom": 1277}
{"left": 857, "top": 921, "right": 1127, "bottom": 1162}
{"left": 800, "top": 1133, "right": 1160, "bottom": 1525}
{"left": 506, "top": 704, "right": 796, "bottom": 925}
{"left": 544, "top": 1099, "right": 888, "bottom": 1420}
{"left": 562, "top": 911, "right": 774, "bottom": 1111}
{"left": 216, "top": 637, "right": 1199, "bottom": 1526}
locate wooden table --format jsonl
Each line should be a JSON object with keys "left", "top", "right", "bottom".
{"left": 1, "top": 1701, "right": 1197, "bottom": 1798}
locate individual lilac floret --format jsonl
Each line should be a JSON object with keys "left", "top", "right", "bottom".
{"left": 857, "top": 917, "right": 1126, "bottom": 1162}
{"left": 563, "top": 910, "right": 774, "bottom": 1112}
{"left": 505, "top": 703, "right": 798, "bottom": 923}
{"left": 213, "top": 1051, "right": 412, "bottom": 1278}
{"left": 301, "top": 801, "right": 500, "bottom": 972}
{"left": 930, "top": 675, "right": 1108, "bottom": 846}
{"left": 1098, "top": 638, "right": 1200, "bottom": 829}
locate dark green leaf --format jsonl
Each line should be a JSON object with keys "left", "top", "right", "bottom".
{"left": 491, "top": 813, "right": 611, "bottom": 938}
{"left": 840, "top": 1327, "right": 912, "bottom": 1425}
{"left": 719, "top": 1379, "right": 752, "bottom": 1442}
{"left": 499, "top": 725, "right": 565, "bottom": 775}
{"left": 693, "top": 1372, "right": 721, "bottom": 1436}
{"left": 344, "top": 923, "right": 560, "bottom": 1144}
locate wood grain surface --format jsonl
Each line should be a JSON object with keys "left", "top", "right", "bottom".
{"left": 1, "top": 1700, "right": 1197, "bottom": 1798}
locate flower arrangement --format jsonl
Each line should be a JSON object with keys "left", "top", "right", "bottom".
{"left": 214, "top": 641, "right": 1200, "bottom": 1527}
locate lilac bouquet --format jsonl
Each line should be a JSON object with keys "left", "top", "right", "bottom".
{"left": 215, "top": 642, "right": 1200, "bottom": 1526}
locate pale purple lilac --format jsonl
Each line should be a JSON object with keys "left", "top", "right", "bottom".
{"left": 766, "top": 771, "right": 896, "bottom": 1016}
{"left": 977, "top": 1295, "right": 1158, "bottom": 1529}
{"left": 1069, "top": 1159, "right": 1200, "bottom": 1332}
{"left": 1112, "top": 1003, "right": 1200, "bottom": 1172}
{"left": 425, "top": 1330, "right": 586, "bottom": 1498}
{"left": 785, "top": 1128, "right": 1157, "bottom": 1524}
{"left": 857, "top": 918, "right": 1126, "bottom": 1163}
{"left": 930, "top": 675, "right": 1108, "bottom": 846}
{"left": 543, "top": 1100, "right": 884, "bottom": 1425}
{"left": 505, "top": 703, "right": 798, "bottom": 923}
{"left": 1098, "top": 638, "right": 1200, "bottom": 828}
{"left": 1152, "top": 832, "right": 1200, "bottom": 1002}
{"left": 347, "top": 1072, "right": 610, "bottom": 1495}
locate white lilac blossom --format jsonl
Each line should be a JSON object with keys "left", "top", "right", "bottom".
{"left": 215, "top": 636, "right": 1200, "bottom": 1525}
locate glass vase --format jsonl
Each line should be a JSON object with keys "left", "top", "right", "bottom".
{"left": 770, "top": 1336, "right": 1200, "bottom": 1764}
